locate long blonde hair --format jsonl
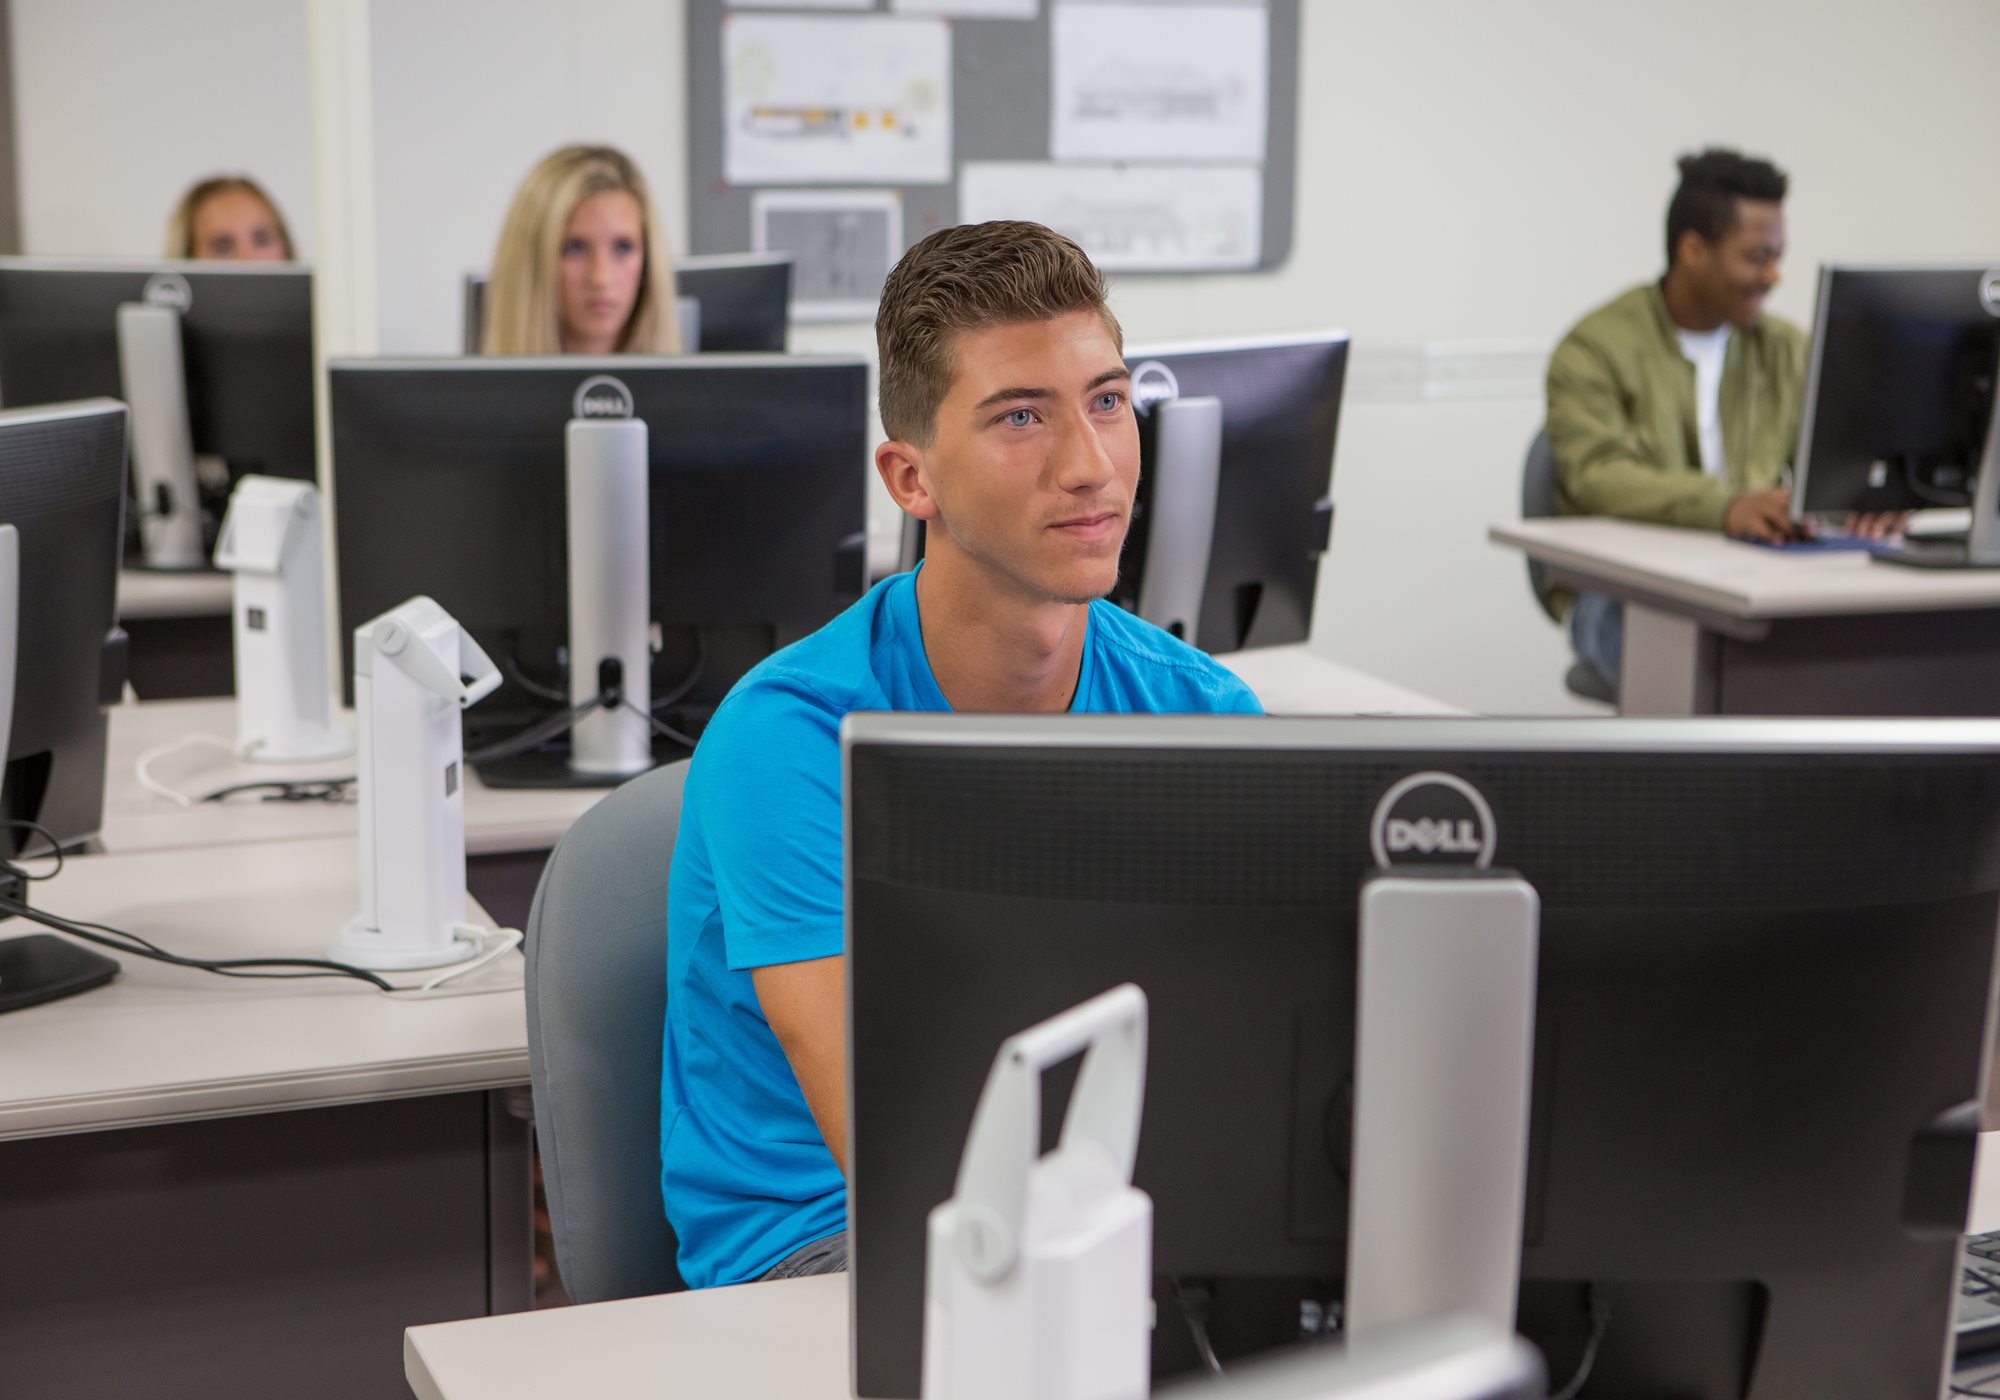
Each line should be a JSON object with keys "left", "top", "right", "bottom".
{"left": 483, "top": 145, "right": 681, "bottom": 356}
{"left": 163, "top": 176, "right": 296, "bottom": 260}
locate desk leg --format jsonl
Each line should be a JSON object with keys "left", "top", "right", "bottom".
{"left": 489, "top": 1087, "right": 534, "bottom": 1313}
{"left": 1618, "top": 605, "right": 1720, "bottom": 716}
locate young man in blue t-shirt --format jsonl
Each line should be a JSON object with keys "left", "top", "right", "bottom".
{"left": 660, "top": 219, "right": 1262, "bottom": 1289}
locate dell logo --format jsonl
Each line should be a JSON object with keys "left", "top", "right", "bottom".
{"left": 1369, "top": 771, "right": 1497, "bottom": 870}
{"left": 142, "top": 272, "right": 193, "bottom": 314}
{"left": 1981, "top": 270, "right": 2000, "bottom": 319}
{"left": 1129, "top": 360, "right": 1180, "bottom": 417}
{"left": 572, "top": 374, "right": 635, "bottom": 420}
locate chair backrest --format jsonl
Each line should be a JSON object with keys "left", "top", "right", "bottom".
{"left": 524, "top": 759, "right": 690, "bottom": 1302}
{"left": 1519, "top": 429, "right": 1559, "bottom": 620}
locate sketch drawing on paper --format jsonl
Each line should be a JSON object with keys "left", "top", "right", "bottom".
{"left": 753, "top": 189, "right": 904, "bottom": 322}
{"left": 961, "top": 162, "right": 1261, "bottom": 272}
{"left": 725, "top": 15, "right": 952, "bottom": 186}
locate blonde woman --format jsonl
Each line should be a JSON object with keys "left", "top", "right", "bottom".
{"left": 164, "top": 176, "right": 295, "bottom": 261}
{"left": 484, "top": 145, "right": 682, "bottom": 356}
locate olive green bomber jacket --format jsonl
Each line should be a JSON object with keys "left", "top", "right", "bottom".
{"left": 1539, "top": 282, "right": 1807, "bottom": 620}
{"left": 1547, "top": 282, "right": 1807, "bottom": 528}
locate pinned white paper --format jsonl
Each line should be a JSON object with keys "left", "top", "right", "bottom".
{"left": 753, "top": 189, "right": 905, "bottom": 322}
{"left": 725, "top": 15, "right": 952, "bottom": 186}
{"left": 1050, "top": 3, "right": 1268, "bottom": 164}
{"left": 960, "top": 161, "right": 1262, "bottom": 271}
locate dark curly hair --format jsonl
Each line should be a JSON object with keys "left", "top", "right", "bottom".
{"left": 1665, "top": 148, "right": 1788, "bottom": 268}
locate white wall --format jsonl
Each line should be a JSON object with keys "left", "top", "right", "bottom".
{"left": 367, "top": 0, "right": 686, "bottom": 357}
{"left": 8, "top": 0, "right": 313, "bottom": 258}
{"left": 12, "top": 0, "right": 2000, "bottom": 712}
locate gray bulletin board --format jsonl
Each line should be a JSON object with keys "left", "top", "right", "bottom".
{"left": 686, "top": 0, "right": 1299, "bottom": 319}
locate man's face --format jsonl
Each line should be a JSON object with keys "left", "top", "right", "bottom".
{"left": 920, "top": 310, "right": 1138, "bottom": 606}
{"left": 1685, "top": 198, "right": 1785, "bottom": 328}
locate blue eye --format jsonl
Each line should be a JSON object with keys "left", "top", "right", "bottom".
{"left": 1095, "top": 391, "right": 1124, "bottom": 412}
{"left": 1004, "top": 408, "right": 1034, "bottom": 428}
{"left": 561, "top": 239, "right": 586, "bottom": 258}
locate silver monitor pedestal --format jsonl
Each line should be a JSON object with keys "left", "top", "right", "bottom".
{"left": 115, "top": 303, "right": 205, "bottom": 570}
{"left": 1136, "top": 395, "right": 1223, "bottom": 647}
{"left": 1345, "top": 869, "right": 1539, "bottom": 1345}
{"left": 565, "top": 416, "right": 654, "bottom": 778}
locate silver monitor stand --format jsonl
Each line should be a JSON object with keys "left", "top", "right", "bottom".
{"left": 115, "top": 303, "right": 206, "bottom": 570}
{"left": 1135, "top": 395, "right": 1223, "bottom": 647}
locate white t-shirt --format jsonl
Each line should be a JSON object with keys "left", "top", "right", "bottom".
{"left": 1675, "top": 324, "right": 1732, "bottom": 478}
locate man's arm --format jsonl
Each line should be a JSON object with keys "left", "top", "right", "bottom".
{"left": 754, "top": 955, "right": 847, "bottom": 1172}
{"left": 1547, "top": 333, "right": 1736, "bottom": 530}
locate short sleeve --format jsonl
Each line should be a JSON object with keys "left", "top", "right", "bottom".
{"left": 685, "top": 678, "right": 846, "bottom": 972}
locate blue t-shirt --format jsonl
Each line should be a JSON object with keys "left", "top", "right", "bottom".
{"left": 660, "top": 568, "right": 1262, "bottom": 1288}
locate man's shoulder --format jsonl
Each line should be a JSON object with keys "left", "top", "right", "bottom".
{"left": 1087, "top": 602, "right": 1261, "bottom": 712}
{"left": 1559, "top": 283, "right": 1661, "bottom": 353}
{"left": 697, "top": 584, "right": 895, "bottom": 755}
{"left": 1751, "top": 309, "right": 1808, "bottom": 360}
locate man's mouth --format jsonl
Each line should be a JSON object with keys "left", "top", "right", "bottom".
{"left": 1050, "top": 511, "right": 1120, "bottom": 541}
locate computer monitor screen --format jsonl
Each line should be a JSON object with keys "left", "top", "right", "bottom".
{"left": 1794, "top": 263, "right": 2000, "bottom": 518}
{"left": 0, "top": 399, "right": 128, "bottom": 857}
{"left": 330, "top": 355, "right": 869, "bottom": 770}
{"left": 1114, "top": 333, "right": 1345, "bottom": 653}
{"left": 0, "top": 258, "right": 315, "bottom": 482}
{"left": 461, "top": 252, "right": 792, "bottom": 354}
{"left": 845, "top": 713, "right": 2000, "bottom": 1399}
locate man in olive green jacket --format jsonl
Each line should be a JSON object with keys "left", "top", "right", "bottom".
{"left": 1546, "top": 148, "right": 1804, "bottom": 692}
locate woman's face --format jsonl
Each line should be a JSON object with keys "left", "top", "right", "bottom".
{"left": 558, "top": 190, "right": 645, "bottom": 354}
{"left": 191, "top": 188, "right": 287, "bottom": 261}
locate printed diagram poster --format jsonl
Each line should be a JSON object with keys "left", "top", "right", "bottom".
{"left": 725, "top": 15, "right": 952, "bottom": 186}
{"left": 960, "top": 162, "right": 1261, "bottom": 272}
{"left": 753, "top": 189, "right": 905, "bottom": 322}
{"left": 1050, "top": 3, "right": 1268, "bottom": 164}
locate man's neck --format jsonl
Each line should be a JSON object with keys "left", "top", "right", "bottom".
{"left": 913, "top": 549, "right": 1090, "bottom": 714}
{"left": 1660, "top": 269, "right": 1726, "bottom": 333}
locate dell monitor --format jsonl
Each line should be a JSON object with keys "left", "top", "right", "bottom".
{"left": 461, "top": 251, "right": 793, "bottom": 355}
{"left": 845, "top": 713, "right": 2000, "bottom": 1399}
{"left": 0, "top": 398, "right": 129, "bottom": 858}
{"left": 1792, "top": 263, "right": 2000, "bottom": 566}
{"left": 330, "top": 354, "right": 869, "bottom": 786}
{"left": 1115, "top": 333, "right": 1345, "bottom": 653}
{"left": 0, "top": 258, "right": 314, "bottom": 570}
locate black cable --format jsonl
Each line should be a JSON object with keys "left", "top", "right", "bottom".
{"left": 464, "top": 696, "right": 605, "bottom": 766}
{"left": 1170, "top": 1277, "right": 1223, "bottom": 1377}
{"left": 1550, "top": 1286, "right": 1610, "bottom": 1400}
{"left": 0, "top": 892, "right": 395, "bottom": 990}
{"left": 0, "top": 817, "right": 67, "bottom": 882}
{"left": 621, "top": 698, "right": 698, "bottom": 751}
{"left": 199, "top": 777, "right": 355, "bottom": 804}
{"left": 654, "top": 631, "right": 707, "bottom": 712}
{"left": 501, "top": 647, "right": 570, "bottom": 704}
{"left": 1951, "top": 1376, "right": 2000, "bottom": 1398}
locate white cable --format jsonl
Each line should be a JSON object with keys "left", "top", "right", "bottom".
{"left": 133, "top": 733, "right": 238, "bottom": 807}
{"left": 378, "top": 925, "right": 525, "bottom": 998}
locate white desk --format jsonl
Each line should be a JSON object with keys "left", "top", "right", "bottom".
{"left": 1488, "top": 518, "right": 2000, "bottom": 716}
{"left": 407, "top": 1132, "right": 2000, "bottom": 1400}
{"left": 406, "top": 1274, "right": 847, "bottom": 1400}
{"left": 1216, "top": 643, "right": 1463, "bottom": 716}
{"left": 0, "top": 835, "right": 532, "bottom": 1399}
{"left": 102, "top": 696, "right": 602, "bottom": 859}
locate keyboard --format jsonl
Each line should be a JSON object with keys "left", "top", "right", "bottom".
{"left": 1960, "top": 1231, "right": 2000, "bottom": 1355}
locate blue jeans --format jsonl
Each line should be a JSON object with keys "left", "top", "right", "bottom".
{"left": 1568, "top": 593, "right": 1624, "bottom": 693}
{"left": 759, "top": 1229, "right": 848, "bottom": 1281}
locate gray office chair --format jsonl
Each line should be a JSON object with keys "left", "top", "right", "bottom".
{"left": 1520, "top": 428, "right": 1618, "bottom": 706}
{"left": 524, "top": 759, "right": 690, "bottom": 1303}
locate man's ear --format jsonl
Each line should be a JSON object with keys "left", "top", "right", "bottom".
{"left": 875, "top": 438, "right": 940, "bottom": 522}
{"left": 1674, "top": 228, "right": 1710, "bottom": 275}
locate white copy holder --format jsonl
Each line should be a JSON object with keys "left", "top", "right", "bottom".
{"left": 923, "top": 983, "right": 1153, "bottom": 1400}
{"left": 212, "top": 475, "right": 351, "bottom": 761}
{"left": 331, "top": 596, "right": 500, "bottom": 971}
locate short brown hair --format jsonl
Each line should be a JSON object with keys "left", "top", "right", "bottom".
{"left": 876, "top": 221, "right": 1122, "bottom": 445}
